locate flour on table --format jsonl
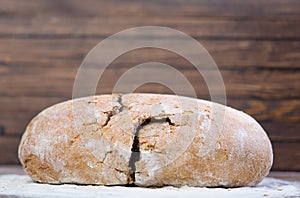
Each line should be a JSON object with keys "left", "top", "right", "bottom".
{"left": 0, "top": 174, "right": 299, "bottom": 198}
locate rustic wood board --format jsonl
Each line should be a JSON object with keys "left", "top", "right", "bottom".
{"left": 1, "top": 39, "right": 300, "bottom": 69}
{"left": 0, "top": 0, "right": 299, "bottom": 171}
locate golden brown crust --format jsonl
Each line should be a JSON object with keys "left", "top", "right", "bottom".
{"left": 18, "top": 93, "right": 273, "bottom": 187}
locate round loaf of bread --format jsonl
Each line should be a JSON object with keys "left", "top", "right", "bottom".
{"left": 18, "top": 93, "right": 273, "bottom": 187}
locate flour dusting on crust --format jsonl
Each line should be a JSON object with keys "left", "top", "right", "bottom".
{"left": 18, "top": 93, "right": 273, "bottom": 187}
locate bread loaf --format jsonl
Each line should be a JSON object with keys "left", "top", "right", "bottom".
{"left": 18, "top": 93, "right": 273, "bottom": 187}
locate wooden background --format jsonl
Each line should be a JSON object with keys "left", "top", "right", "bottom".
{"left": 0, "top": 0, "right": 299, "bottom": 171}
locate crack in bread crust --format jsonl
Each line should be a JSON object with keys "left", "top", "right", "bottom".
{"left": 18, "top": 93, "right": 273, "bottom": 187}
{"left": 128, "top": 115, "right": 176, "bottom": 184}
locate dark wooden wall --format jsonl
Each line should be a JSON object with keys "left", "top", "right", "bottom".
{"left": 0, "top": 0, "right": 299, "bottom": 170}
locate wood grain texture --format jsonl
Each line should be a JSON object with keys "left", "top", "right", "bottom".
{"left": 0, "top": 65, "right": 299, "bottom": 99}
{"left": 0, "top": 0, "right": 299, "bottom": 170}
{"left": 0, "top": 17, "right": 299, "bottom": 40}
{"left": 0, "top": 136, "right": 20, "bottom": 164}
{"left": 272, "top": 142, "right": 300, "bottom": 171}
{"left": 1, "top": 39, "right": 299, "bottom": 69}
{"left": 0, "top": 0, "right": 300, "bottom": 20}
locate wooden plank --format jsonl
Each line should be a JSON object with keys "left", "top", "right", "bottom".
{"left": 0, "top": 136, "right": 299, "bottom": 171}
{"left": 272, "top": 142, "right": 300, "bottom": 171}
{"left": 0, "top": 96, "right": 68, "bottom": 114}
{"left": 0, "top": 17, "right": 299, "bottom": 40}
{"left": 0, "top": 0, "right": 299, "bottom": 20}
{"left": 0, "top": 65, "right": 299, "bottom": 99}
{"left": 1, "top": 39, "right": 300, "bottom": 69}
{"left": 0, "top": 96, "right": 70, "bottom": 136}
{"left": 228, "top": 100, "right": 300, "bottom": 123}
{"left": 0, "top": 0, "right": 298, "bottom": 172}
{"left": 262, "top": 123, "right": 300, "bottom": 142}
{"left": 0, "top": 136, "right": 20, "bottom": 164}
